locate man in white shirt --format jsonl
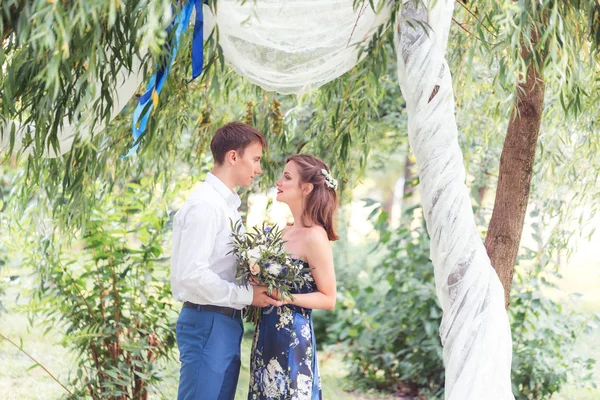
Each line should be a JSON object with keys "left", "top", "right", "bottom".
{"left": 171, "top": 122, "right": 279, "bottom": 400}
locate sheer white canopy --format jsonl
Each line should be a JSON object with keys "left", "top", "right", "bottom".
{"left": 206, "top": 0, "right": 391, "bottom": 94}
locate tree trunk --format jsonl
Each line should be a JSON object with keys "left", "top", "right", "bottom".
{"left": 485, "top": 35, "right": 546, "bottom": 308}
{"left": 477, "top": 186, "right": 487, "bottom": 206}
{"left": 399, "top": 153, "right": 415, "bottom": 225}
{"left": 402, "top": 153, "right": 415, "bottom": 200}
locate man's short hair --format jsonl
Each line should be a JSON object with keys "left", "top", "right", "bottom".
{"left": 210, "top": 122, "right": 267, "bottom": 165}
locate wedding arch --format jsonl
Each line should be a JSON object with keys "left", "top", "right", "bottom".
{"left": 0, "top": 1, "right": 514, "bottom": 398}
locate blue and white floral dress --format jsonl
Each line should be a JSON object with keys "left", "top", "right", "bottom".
{"left": 248, "top": 262, "right": 321, "bottom": 400}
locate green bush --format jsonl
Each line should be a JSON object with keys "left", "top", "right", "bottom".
{"left": 27, "top": 179, "right": 177, "bottom": 399}
{"left": 510, "top": 267, "right": 597, "bottom": 399}
{"left": 336, "top": 222, "right": 444, "bottom": 398}
{"left": 312, "top": 222, "right": 384, "bottom": 350}
{"left": 326, "top": 208, "right": 596, "bottom": 399}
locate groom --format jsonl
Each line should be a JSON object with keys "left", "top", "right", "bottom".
{"left": 171, "top": 122, "right": 279, "bottom": 399}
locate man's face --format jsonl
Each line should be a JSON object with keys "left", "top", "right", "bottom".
{"left": 234, "top": 141, "right": 263, "bottom": 187}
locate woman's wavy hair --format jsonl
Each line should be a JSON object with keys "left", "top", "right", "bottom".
{"left": 286, "top": 154, "right": 339, "bottom": 241}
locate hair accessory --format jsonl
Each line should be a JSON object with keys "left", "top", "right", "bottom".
{"left": 321, "top": 169, "right": 338, "bottom": 190}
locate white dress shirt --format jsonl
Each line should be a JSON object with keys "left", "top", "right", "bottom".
{"left": 170, "top": 173, "right": 253, "bottom": 309}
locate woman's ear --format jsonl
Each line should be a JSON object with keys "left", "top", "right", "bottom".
{"left": 302, "top": 183, "right": 314, "bottom": 195}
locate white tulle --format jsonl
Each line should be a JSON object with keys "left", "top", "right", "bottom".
{"left": 0, "top": 53, "right": 146, "bottom": 158}
{"left": 395, "top": 1, "right": 514, "bottom": 398}
{"left": 205, "top": 0, "right": 391, "bottom": 95}
{"left": 2, "top": 2, "right": 515, "bottom": 397}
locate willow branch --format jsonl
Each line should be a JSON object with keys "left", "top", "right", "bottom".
{"left": 455, "top": 0, "right": 498, "bottom": 38}
{"left": 0, "top": 333, "right": 73, "bottom": 395}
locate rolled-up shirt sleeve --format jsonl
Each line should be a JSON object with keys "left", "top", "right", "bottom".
{"left": 170, "top": 201, "right": 253, "bottom": 308}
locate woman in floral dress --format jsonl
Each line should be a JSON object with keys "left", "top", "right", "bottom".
{"left": 249, "top": 154, "right": 339, "bottom": 400}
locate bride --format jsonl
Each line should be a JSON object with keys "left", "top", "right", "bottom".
{"left": 248, "top": 154, "right": 339, "bottom": 400}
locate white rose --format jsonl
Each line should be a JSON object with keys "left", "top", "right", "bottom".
{"left": 247, "top": 248, "right": 261, "bottom": 264}
{"left": 266, "top": 262, "right": 282, "bottom": 276}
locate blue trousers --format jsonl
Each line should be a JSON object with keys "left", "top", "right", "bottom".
{"left": 176, "top": 307, "right": 244, "bottom": 400}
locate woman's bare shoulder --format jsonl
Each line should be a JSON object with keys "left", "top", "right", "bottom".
{"left": 304, "top": 225, "right": 329, "bottom": 244}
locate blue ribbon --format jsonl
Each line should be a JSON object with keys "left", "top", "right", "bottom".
{"left": 191, "top": 0, "right": 204, "bottom": 80}
{"left": 124, "top": 0, "right": 204, "bottom": 157}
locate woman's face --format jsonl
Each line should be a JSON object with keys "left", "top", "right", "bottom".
{"left": 275, "top": 161, "right": 303, "bottom": 205}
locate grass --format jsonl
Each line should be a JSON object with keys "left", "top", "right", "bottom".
{"left": 0, "top": 303, "right": 72, "bottom": 399}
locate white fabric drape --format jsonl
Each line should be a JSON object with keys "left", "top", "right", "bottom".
{"left": 205, "top": 0, "right": 391, "bottom": 95}
{"left": 0, "top": 53, "right": 146, "bottom": 158}
{"left": 395, "top": 1, "right": 514, "bottom": 398}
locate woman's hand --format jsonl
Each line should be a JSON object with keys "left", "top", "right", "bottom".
{"left": 269, "top": 288, "right": 281, "bottom": 301}
{"left": 268, "top": 288, "right": 293, "bottom": 305}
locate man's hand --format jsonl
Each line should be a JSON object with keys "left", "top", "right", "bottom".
{"left": 251, "top": 285, "right": 282, "bottom": 307}
{"left": 249, "top": 276, "right": 260, "bottom": 286}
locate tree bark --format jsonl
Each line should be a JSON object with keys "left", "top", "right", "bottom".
{"left": 402, "top": 153, "right": 415, "bottom": 200}
{"left": 399, "top": 153, "right": 415, "bottom": 225}
{"left": 485, "top": 35, "right": 546, "bottom": 308}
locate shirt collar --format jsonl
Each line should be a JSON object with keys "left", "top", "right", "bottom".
{"left": 205, "top": 172, "right": 241, "bottom": 210}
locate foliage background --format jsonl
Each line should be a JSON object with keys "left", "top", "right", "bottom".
{"left": 1, "top": 0, "right": 600, "bottom": 398}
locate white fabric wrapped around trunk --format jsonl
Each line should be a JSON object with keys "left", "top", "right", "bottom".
{"left": 395, "top": 1, "right": 514, "bottom": 398}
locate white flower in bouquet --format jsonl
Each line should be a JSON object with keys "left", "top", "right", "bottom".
{"left": 247, "top": 247, "right": 261, "bottom": 264}
{"left": 265, "top": 262, "right": 283, "bottom": 276}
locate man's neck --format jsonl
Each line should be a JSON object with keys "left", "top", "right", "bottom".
{"left": 211, "top": 167, "right": 237, "bottom": 191}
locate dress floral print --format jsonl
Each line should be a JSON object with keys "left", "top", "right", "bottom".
{"left": 249, "top": 262, "right": 321, "bottom": 400}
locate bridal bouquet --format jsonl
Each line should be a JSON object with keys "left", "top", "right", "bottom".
{"left": 229, "top": 220, "right": 312, "bottom": 324}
